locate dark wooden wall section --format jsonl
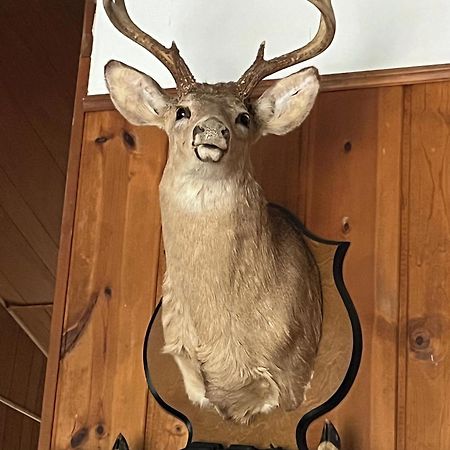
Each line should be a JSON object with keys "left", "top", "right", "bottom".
{"left": 0, "top": 308, "right": 46, "bottom": 449}
{"left": 40, "top": 80, "right": 450, "bottom": 450}
{"left": 0, "top": 0, "right": 84, "bottom": 448}
{"left": 0, "top": 0, "right": 84, "bottom": 350}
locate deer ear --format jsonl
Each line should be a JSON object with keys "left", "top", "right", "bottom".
{"left": 104, "top": 60, "right": 173, "bottom": 127}
{"left": 254, "top": 67, "right": 319, "bottom": 136}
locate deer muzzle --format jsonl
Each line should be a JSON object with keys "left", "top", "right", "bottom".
{"left": 192, "top": 118, "right": 230, "bottom": 163}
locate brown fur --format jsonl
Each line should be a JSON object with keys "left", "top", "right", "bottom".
{"left": 105, "top": 62, "right": 322, "bottom": 422}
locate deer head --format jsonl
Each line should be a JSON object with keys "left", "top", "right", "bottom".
{"left": 104, "top": 0, "right": 335, "bottom": 182}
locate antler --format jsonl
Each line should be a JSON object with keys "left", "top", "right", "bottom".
{"left": 236, "top": 0, "right": 336, "bottom": 98}
{"left": 103, "top": 0, "right": 196, "bottom": 94}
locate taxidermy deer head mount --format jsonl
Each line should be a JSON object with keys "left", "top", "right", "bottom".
{"left": 104, "top": 0, "right": 335, "bottom": 167}
{"left": 104, "top": 0, "right": 336, "bottom": 433}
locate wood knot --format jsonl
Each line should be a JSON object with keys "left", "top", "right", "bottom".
{"left": 409, "top": 328, "right": 431, "bottom": 352}
{"left": 173, "top": 423, "right": 185, "bottom": 436}
{"left": 341, "top": 216, "right": 351, "bottom": 235}
{"left": 95, "top": 136, "right": 110, "bottom": 144}
{"left": 104, "top": 286, "right": 113, "bottom": 299}
{"left": 122, "top": 131, "right": 136, "bottom": 149}
{"left": 95, "top": 423, "right": 106, "bottom": 437}
{"left": 70, "top": 427, "right": 89, "bottom": 448}
{"left": 408, "top": 315, "right": 446, "bottom": 363}
{"left": 344, "top": 141, "right": 352, "bottom": 153}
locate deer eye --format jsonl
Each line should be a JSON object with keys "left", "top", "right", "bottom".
{"left": 236, "top": 112, "right": 251, "bottom": 128}
{"left": 176, "top": 107, "right": 191, "bottom": 121}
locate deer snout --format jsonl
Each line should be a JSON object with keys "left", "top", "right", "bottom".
{"left": 192, "top": 118, "right": 230, "bottom": 163}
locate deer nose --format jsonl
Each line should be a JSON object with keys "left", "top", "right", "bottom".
{"left": 193, "top": 125, "right": 205, "bottom": 138}
{"left": 193, "top": 118, "right": 230, "bottom": 144}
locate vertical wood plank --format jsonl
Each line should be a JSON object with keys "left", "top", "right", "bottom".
{"left": 39, "top": 3, "right": 95, "bottom": 447}
{"left": 0, "top": 405, "right": 41, "bottom": 450}
{"left": 397, "top": 85, "right": 412, "bottom": 450}
{"left": 405, "top": 81, "right": 450, "bottom": 449}
{"left": 251, "top": 129, "right": 303, "bottom": 213}
{"left": 371, "top": 86, "right": 403, "bottom": 449}
{"left": 0, "top": 206, "right": 56, "bottom": 305}
{"left": 302, "top": 87, "right": 403, "bottom": 449}
{"left": 0, "top": 308, "right": 46, "bottom": 450}
{"left": 51, "top": 112, "right": 167, "bottom": 449}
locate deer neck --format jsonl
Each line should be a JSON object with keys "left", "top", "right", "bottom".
{"left": 159, "top": 164, "right": 270, "bottom": 258}
{"left": 160, "top": 164, "right": 266, "bottom": 217}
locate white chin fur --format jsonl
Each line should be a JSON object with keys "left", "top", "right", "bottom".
{"left": 197, "top": 145, "right": 224, "bottom": 162}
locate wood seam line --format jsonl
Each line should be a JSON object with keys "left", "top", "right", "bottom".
{"left": 0, "top": 297, "right": 48, "bottom": 358}
{"left": 6, "top": 302, "right": 53, "bottom": 310}
{"left": 0, "top": 394, "right": 41, "bottom": 423}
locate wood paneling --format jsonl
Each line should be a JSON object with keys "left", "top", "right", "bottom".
{"left": 0, "top": 0, "right": 82, "bottom": 173}
{"left": 43, "top": 78, "right": 450, "bottom": 450}
{"left": 0, "top": 0, "right": 83, "bottom": 317}
{"left": 372, "top": 87, "right": 403, "bottom": 449}
{"left": 4, "top": 304, "right": 53, "bottom": 354}
{"left": 0, "top": 167, "right": 58, "bottom": 278}
{"left": 39, "top": 2, "right": 95, "bottom": 446}
{"left": 0, "top": 0, "right": 84, "bottom": 447}
{"left": 0, "top": 405, "right": 41, "bottom": 450}
{"left": 0, "top": 206, "right": 55, "bottom": 305}
{"left": 296, "top": 88, "right": 403, "bottom": 449}
{"left": 50, "top": 112, "right": 167, "bottom": 449}
{"left": 0, "top": 76, "right": 65, "bottom": 245}
{"left": 0, "top": 308, "right": 46, "bottom": 449}
{"left": 404, "top": 81, "right": 450, "bottom": 449}
{"left": 251, "top": 129, "right": 304, "bottom": 213}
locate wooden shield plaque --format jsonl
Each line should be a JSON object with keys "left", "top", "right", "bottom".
{"left": 143, "top": 205, "right": 362, "bottom": 450}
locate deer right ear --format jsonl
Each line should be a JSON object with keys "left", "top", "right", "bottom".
{"left": 253, "top": 67, "right": 320, "bottom": 136}
{"left": 104, "top": 60, "right": 173, "bottom": 128}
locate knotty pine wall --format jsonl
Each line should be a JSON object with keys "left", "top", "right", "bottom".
{"left": 38, "top": 80, "right": 449, "bottom": 450}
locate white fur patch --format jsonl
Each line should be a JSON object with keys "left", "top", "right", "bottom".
{"left": 170, "top": 175, "right": 238, "bottom": 213}
{"left": 174, "top": 355, "right": 211, "bottom": 408}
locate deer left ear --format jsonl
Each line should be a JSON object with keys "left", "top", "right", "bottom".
{"left": 254, "top": 67, "right": 320, "bottom": 136}
{"left": 105, "top": 60, "right": 173, "bottom": 128}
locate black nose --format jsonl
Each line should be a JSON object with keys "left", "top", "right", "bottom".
{"left": 221, "top": 127, "right": 230, "bottom": 140}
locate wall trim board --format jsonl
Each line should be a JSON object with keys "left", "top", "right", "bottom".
{"left": 37, "top": 1, "right": 96, "bottom": 449}
{"left": 0, "top": 394, "right": 41, "bottom": 423}
{"left": 83, "top": 63, "right": 450, "bottom": 112}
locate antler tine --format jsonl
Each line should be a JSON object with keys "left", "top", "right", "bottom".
{"left": 103, "top": 0, "right": 196, "bottom": 94}
{"left": 237, "top": 0, "right": 335, "bottom": 98}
